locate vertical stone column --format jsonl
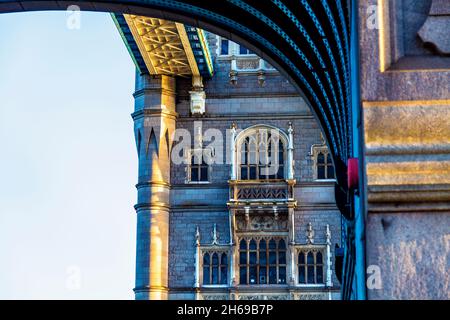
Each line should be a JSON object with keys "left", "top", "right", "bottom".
{"left": 325, "top": 225, "right": 333, "bottom": 288}
{"left": 229, "top": 209, "right": 237, "bottom": 287}
{"left": 132, "top": 73, "right": 177, "bottom": 300}
{"left": 359, "top": 0, "right": 450, "bottom": 300}
{"left": 194, "top": 226, "right": 201, "bottom": 292}
{"left": 287, "top": 207, "right": 296, "bottom": 285}
{"left": 287, "top": 122, "right": 294, "bottom": 180}
{"left": 230, "top": 123, "right": 237, "bottom": 180}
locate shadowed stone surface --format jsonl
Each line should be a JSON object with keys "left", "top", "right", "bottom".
{"left": 360, "top": 0, "right": 450, "bottom": 300}
{"left": 418, "top": 0, "right": 450, "bottom": 55}
{"left": 366, "top": 212, "right": 450, "bottom": 300}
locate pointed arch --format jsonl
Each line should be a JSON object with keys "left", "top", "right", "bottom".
{"left": 136, "top": 129, "right": 142, "bottom": 155}
{"left": 146, "top": 128, "right": 159, "bottom": 158}
{"left": 235, "top": 125, "right": 288, "bottom": 180}
{"left": 164, "top": 128, "right": 171, "bottom": 158}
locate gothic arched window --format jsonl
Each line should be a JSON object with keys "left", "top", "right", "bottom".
{"left": 239, "top": 237, "right": 287, "bottom": 285}
{"left": 298, "top": 250, "right": 324, "bottom": 284}
{"left": 237, "top": 126, "right": 287, "bottom": 180}
{"left": 202, "top": 252, "right": 228, "bottom": 285}
{"left": 312, "top": 146, "right": 335, "bottom": 180}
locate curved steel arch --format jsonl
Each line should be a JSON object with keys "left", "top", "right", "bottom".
{"left": 0, "top": 0, "right": 353, "bottom": 191}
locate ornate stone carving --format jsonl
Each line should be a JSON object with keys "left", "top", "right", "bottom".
{"left": 418, "top": 0, "right": 450, "bottom": 55}
{"left": 326, "top": 224, "right": 331, "bottom": 246}
{"left": 190, "top": 89, "right": 206, "bottom": 115}
{"left": 236, "top": 59, "right": 260, "bottom": 70}
{"left": 195, "top": 226, "right": 201, "bottom": 246}
{"left": 211, "top": 224, "right": 219, "bottom": 245}
{"left": 229, "top": 70, "right": 238, "bottom": 85}
{"left": 238, "top": 294, "right": 289, "bottom": 300}
{"left": 230, "top": 56, "right": 276, "bottom": 73}
{"left": 293, "top": 293, "right": 327, "bottom": 300}
{"left": 236, "top": 185, "right": 288, "bottom": 200}
{"left": 236, "top": 214, "right": 288, "bottom": 232}
{"left": 306, "top": 222, "right": 315, "bottom": 244}
{"left": 200, "top": 294, "right": 229, "bottom": 300}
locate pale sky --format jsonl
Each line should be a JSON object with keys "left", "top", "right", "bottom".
{"left": 0, "top": 11, "right": 137, "bottom": 299}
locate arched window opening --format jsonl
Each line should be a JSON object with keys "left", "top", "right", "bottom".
{"left": 237, "top": 127, "right": 287, "bottom": 181}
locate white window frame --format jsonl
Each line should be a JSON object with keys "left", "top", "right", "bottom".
{"left": 234, "top": 125, "right": 289, "bottom": 181}
{"left": 199, "top": 247, "right": 230, "bottom": 288}
{"left": 311, "top": 145, "right": 336, "bottom": 182}
{"left": 185, "top": 148, "right": 213, "bottom": 184}
{"left": 294, "top": 245, "right": 327, "bottom": 288}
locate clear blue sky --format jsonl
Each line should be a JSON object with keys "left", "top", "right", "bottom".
{"left": 0, "top": 11, "right": 137, "bottom": 299}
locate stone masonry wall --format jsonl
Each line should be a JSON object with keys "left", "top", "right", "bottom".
{"left": 167, "top": 33, "right": 341, "bottom": 294}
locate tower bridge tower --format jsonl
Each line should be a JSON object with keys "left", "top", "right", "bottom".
{"left": 113, "top": 13, "right": 342, "bottom": 300}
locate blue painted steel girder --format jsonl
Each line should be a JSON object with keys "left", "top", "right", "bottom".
{"left": 0, "top": 0, "right": 353, "bottom": 201}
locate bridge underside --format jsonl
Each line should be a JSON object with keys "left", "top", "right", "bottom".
{"left": 0, "top": 0, "right": 354, "bottom": 185}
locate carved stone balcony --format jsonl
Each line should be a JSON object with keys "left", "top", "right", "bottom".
{"left": 228, "top": 180, "right": 296, "bottom": 207}
{"left": 231, "top": 56, "right": 276, "bottom": 73}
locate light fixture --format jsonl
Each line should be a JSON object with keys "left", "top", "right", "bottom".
{"left": 229, "top": 70, "right": 238, "bottom": 85}
{"left": 257, "top": 70, "right": 266, "bottom": 86}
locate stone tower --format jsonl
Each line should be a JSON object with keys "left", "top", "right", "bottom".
{"left": 132, "top": 74, "right": 177, "bottom": 300}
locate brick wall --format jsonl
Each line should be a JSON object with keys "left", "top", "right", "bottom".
{"left": 169, "top": 210, "right": 230, "bottom": 288}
